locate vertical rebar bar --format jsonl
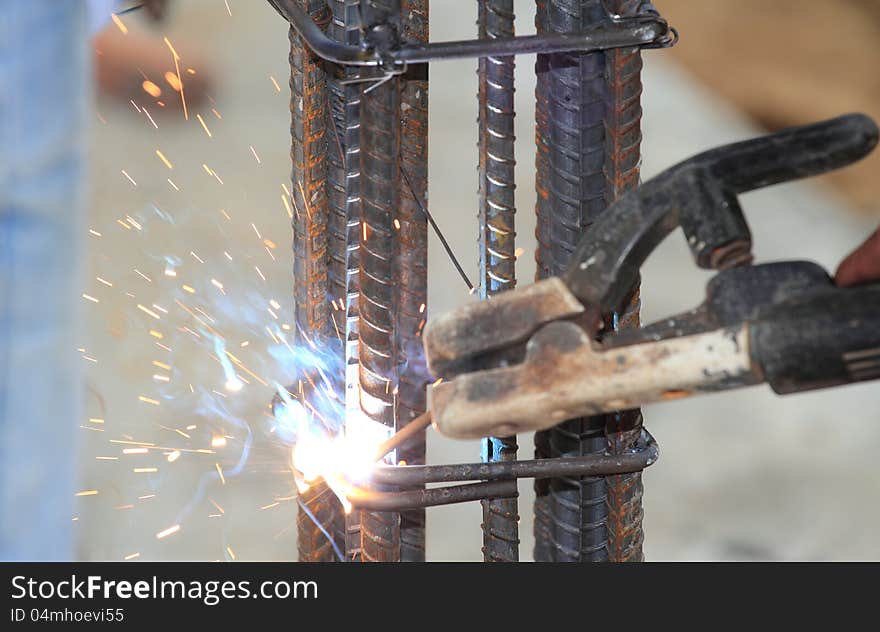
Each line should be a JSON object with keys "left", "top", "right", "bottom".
{"left": 603, "top": 0, "right": 649, "bottom": 563}
{"left": 477, "top": 0, "right": 519, "bottom": 563}
{"left": 534, "top": 0, "right": 614, "bottom": 563}
{"left": 327, "top": 0, "right": 365, "bottom": 561}
{"left": 532, "top": 0, "right": 649, "bottom": 563}
{"left": 358, "top": 0, "right": 403, "bottom": 563}
{"left": 289, "top": 0, "right": 346, "bottom": 562}
{"left": 397, "top": 0, "right": 430, "bottom": 563}
{"left": 532, "top": 0, "right": 553, "bottom": 563}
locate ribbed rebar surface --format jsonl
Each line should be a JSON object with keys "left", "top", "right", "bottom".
{"left": 602, "top": 0, "right": 649, "bottom": 563}
{"left": 359, "top": 0, "right": 403, "bottom": 563}
{"left": 532, "top": 0, "right": 647, "bottom": 562}
{"left": 532, "top": 0, "right": 553, "bottom": 563}
{"left": 289, "top": 0, "right": 345, "bottom": 562}
{"left": 397, "top": 0, "right": 430, "bottom": 563}
{"left": 477, "top": 0, "right": 520, "bottom": 563}
{"left": 327, "top": 0, "right": 364, "bottom": 561}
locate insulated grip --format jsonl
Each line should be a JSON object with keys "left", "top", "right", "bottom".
{"left": 750, "top": 284, "right": 880, "bottom": 394}
{"left": 565, "top": 114, "right": 880, "bottom": 312}
{"left": 703, "top": 113, "right": 878, "bottom": 194}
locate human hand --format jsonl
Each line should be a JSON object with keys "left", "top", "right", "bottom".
{"left": 835, "top": 226, "right": 880, "bottom": 287}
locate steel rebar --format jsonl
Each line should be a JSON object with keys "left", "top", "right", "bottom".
{"left": 603, "top": 0, "right": 649, "bottom": 564}
{"left": 289, "top": 0, "right": 345, "bottom": 562}
{"left": 532, "top": 0, "right": 651, "bottom": 563}
{"left": 534, "top": 0, "right": 615, "bottom": 563}
{"left": 532, "top": 0, "right": 553, "bottom": 563}
{"left": 269, "top": 0, "right": 667, "bottom": 65}
{"left": 350, "top": 480, "right": 519, "bottom": 511}
{"left": 396, "top": 0, "right": 430, "bottom": 563}
{"left": 358, "top": 0, "right": 404, "bottom": 563}
{"left": 477, "top": 0, "right": 519, "bottom": 563}
{"left": 371, "top": 430, "right": 659, "bottom": 485}
{"left": 327, "top": 0, "right": 365, "bottom": 562}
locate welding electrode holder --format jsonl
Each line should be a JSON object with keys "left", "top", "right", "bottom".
{"left": 423, "top": 113, "right": 880, "bottom": 442}
{"left": 426, "top": 113, "right": 880, "bottom": 381}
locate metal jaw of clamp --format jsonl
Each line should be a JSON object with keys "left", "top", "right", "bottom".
{"left": 425, "top": 114, "right": 880, "bottom": 440}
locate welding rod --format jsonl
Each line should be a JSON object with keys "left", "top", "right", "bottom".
{"left": 373, "top": 410, "right": 433, "bottom": 462}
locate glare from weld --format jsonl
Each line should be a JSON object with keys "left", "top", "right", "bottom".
{"left": 273, "top": 384, "right": 391, "bottom": 513}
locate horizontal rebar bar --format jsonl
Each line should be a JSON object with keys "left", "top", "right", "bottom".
{"left": 369, "top": 430, "right": 658, "bottom": 486}
{"left": 350, "top": 480, "right": 519, "bottom": 511}
{"left": 268, "top": 0, "right": 670, "bottom": 65}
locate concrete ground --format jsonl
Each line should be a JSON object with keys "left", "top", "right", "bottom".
{"left": 77, "top": 0, "right": 880, "bottom": 561}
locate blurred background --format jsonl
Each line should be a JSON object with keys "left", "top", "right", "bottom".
{"left": 76, "top": 0, "right": 880, "bottom": 561}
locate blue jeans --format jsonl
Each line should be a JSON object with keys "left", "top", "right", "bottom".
{"left": 0, "top": 1, "right": 89, "bottom": 560}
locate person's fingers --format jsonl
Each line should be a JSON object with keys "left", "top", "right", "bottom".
{"left": 835, "top": 226, "right": 880, "bottom": 287}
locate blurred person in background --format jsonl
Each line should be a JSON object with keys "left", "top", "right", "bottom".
{"left": 0, "top": 0, "right": 193, "bottom": 561}
{"left": 0, "top": 0, "right": 93, "bottom": 562}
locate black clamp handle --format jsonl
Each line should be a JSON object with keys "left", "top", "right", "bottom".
{"left": 564, "top": 113, "right": 879, "bottom": 315}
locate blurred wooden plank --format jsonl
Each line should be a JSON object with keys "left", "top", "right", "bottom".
{"left": 661, "top": 0, "right": 880, "bottom": 213}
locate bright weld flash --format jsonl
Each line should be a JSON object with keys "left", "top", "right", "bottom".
{"left": 275, "top": 387, "right": 390, "bottom": 510}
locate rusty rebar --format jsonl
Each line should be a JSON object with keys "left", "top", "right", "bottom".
{"left": 269, "top": 0, "right": 668, "bottom": 65}
{"left": 351, "top": 481, "right": 519, "bottom": 511}
{"left": 602, "top": 0, "right": 651, "bottom": 563}
{"left": 532, "top": 0, "right": 554, "bottom": 563}
{"left": 327, "top": 0, "right": 365, "bottom": 562}
{"left": 371, "top": 429, "right": 659, "bottom": 485}
{"left": 396, "top": 0, "right": 430, "bottom": 563}
{"left": 289, "top": 0, "right": 345, "bottom": 562}
{"left": 534, "top": 0, "right": 615, "bottom": 563}
{"left": 358, "top": 0, "right": 404, "bottom": 563}
{"left": 477, "top": 0, "right": 519, "bottom": 563}
{"left": 532, "top": 0, "right": 652, "bottom": 563}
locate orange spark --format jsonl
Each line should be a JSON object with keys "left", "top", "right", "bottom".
{"left": 137, "top": 304, "right": 161, "bottom": 320}
{"left": 196, "top": 113, "right": 212, "bottom": 138}
{"left": 156, "top": 524, "right": 180, "bottom": 540}
{"left": 163, "top": 37, "right": 187, "bottom": 120}
{"left": 142, "top": 80, "right": 162, "bottom": 98}
{"left": 111, "top": 14, "right": 128, "bottom": 34}
{"left": 155, "top": 149, "right": 173, "bottom": 170}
